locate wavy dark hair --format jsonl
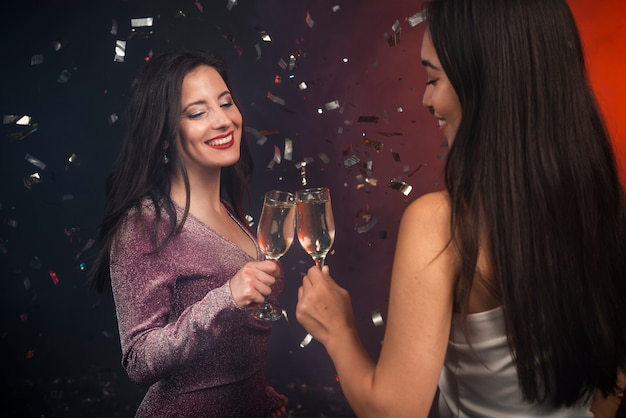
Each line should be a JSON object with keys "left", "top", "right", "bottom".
{"left": 425, "top": 0, "right": 626, "bottom": 407}
{"left": 91, "top": 49, "right": 253, "bottom": 293}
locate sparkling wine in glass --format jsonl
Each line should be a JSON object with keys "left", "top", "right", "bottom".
{"left": 253, "top": 190, "right": 296, "bottom": 321}
{"left": 296, "top": 187, "right": 335, "bottom": 269}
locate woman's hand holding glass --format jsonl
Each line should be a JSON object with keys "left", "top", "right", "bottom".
{"left": 296, "top": 265, "right": 355, "bottom": 346}
{"left": 252, "top": 190, "right": 296, "bottom": 321}
{"left": 229, "top": 260, "right": 281, "bottom": 309}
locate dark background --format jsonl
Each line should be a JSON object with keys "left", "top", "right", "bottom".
{"left": 0, "top": 1, "right": 443, "bottom": 416}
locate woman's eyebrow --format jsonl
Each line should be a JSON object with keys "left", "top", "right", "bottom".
{"left": 218, "top": 90, "right": 231, "bottom": 99}
{"left": 181, "top": 91, "right": 232, "bottom": 112}
{"left": 421, "top": 59, "right": 440, "bottom": 70}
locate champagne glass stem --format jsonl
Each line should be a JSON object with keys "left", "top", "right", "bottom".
{"left": 313, "top": 255, "right": 326, "bottom": 269}
{"left": 253, "top": 257, "right": 284, "bottom": 321}
{"left": 258, "top": 297, "right": 272, "bottom": 314}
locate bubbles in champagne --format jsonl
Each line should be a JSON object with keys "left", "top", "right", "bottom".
{"left": 296, "top": 199, "right": 335, "bottom": 259}
{"left": 257, "top": 202, "right": 296, "bottom": 260}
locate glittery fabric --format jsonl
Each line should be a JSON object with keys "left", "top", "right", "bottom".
{"left": 110, "top": 199, "right": 284, "bottom": 417}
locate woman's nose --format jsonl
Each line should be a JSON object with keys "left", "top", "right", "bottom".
{"left": 422, "top": 88, "right": 430, "bottom": 109}
{"left": 210, "top": 108, "right": 231, "bottom": 129}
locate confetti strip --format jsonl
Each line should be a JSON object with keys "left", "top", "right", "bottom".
{"left": 299, "top": 333, "right": 313, "bottom": 348}
{"left": 131, "top": 17, "right": 153, "bottom": 27}
{"left": 23, "top": 173, "right": 42, "bottom": 189}
{"left": 48, "top": 269, "right": 60, "bottom": 285}
{"left": 305, "top": 11, "right": 315, "bottom": 28}
{"left": 114, "top": 40, "right": 126, "bottom": 62}
{"left": 324, "top": 100, "right": 340, "bottom": 111}
{"left": 258, "top": 28, "right": 271, "bottom": 42}
{"left": 408, "top": 10, "right": 428, "bottom": 27}
{"left": 284, "top": 138, "right": 293, "bottom": 161}
{"left": 361, "top": 137, "right": 384, "bottom": 152}
{"left": 388, "top": 179, "right": 413, "bottom": 196}
{"left": 25, "top": 153, "right": 46, "bottom": 170}
{"left": 267, "top": 91, "right": 286, "bottom": 106}
{"left": 385, "top": 20, "right": 402, "bottom": 47}
{"left": 358, "top": 116, "right": 379, "bottom": 123}
{"left": 371, "top": 310, "right": 384, "bottom": 327}
{"left": 226, "top": 0, "right": 238, "bottom": 11}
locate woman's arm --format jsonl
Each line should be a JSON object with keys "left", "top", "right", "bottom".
{"left": 296, "top": 191, "right": 458, "bottom": 417}
{"left": 110, "top": 207, "right": 278, "bottom": 386}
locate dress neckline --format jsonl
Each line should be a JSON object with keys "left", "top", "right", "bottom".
{"left": 171, "top": 199, "right": 261, "bottom": 260}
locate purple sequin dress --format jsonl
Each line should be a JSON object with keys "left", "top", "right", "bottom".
{"left": 110, "top": 200, "right": 284, "bottom": 417}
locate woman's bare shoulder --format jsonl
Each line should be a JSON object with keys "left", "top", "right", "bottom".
{"left": 402, "top": 190, "right": 450, "bottom": 226}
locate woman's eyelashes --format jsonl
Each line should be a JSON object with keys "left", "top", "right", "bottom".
{"left": 184, "top": 102, "right": 234, "bottom": 120}
{"left": 426, "top": 79, "right": 439, "bottom": 86}
{"left": 185, "top": 111, "right": 206, "bottom": 120}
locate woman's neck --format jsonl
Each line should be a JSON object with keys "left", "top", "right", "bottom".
{"left": 170, "top": 169, "right": 223, "bottom": 217}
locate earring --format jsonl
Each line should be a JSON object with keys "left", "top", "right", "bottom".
{"left": 163, "top": 148, "right": 169, "bottom": 164}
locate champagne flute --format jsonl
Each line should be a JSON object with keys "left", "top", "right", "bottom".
{"left": 296, "top": 187, "right": 335, "bottom": 269}
{"left": 295, "top": 187, "right": 335, "bottom": 346}
{"left": 253, "top": 190, "right": 296, "bottom": 321}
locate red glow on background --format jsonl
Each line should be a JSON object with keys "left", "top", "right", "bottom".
{"left": 568, "top": 0, "right": 626, "bottom": 184}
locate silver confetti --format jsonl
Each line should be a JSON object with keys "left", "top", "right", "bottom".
{"left": 408, "top": 10, "right": 427, "bottom": 27}
{"left": 388, "top": 179, "right": 412, "bottom": 196}
{"left": 114, "top": 40, "right": 127, "bottom": 62}
{"left": 324, "top": 100, "right": 340, "bottom": 111}
{"left": 371, "top": 310, "right": 384, "bottom": 327}
{"left": 284, "top": 138, "right": 293, "bottom": 161}
{"left": 299, "top": 333, "right": 313, "bottom": 348}
{"left": 226, "top": 0, "right": 238, "bottom": 11}
{"left": 23, "top": 173, "right": 42, "bottom": 188}
{"left": 131, "top": 17, "right": 153, "bottom": 27}
{"left": 25, "top": 153, "right": 46, "bottom": 170}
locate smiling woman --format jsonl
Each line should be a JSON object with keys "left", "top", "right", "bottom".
{"left": 175, "top": 65, "right": 243, "bottom": 178}
{"left": 420, "top": 29, "right": 462, "bottom": 145}
{"left": 294, "top": 0, "right": 626, "bottom": 417}
{"left": 173, "top": 65, "right": 246, "bottom": 212}
{"left": 90, "top": 50, "right": 288, "bottom": 418}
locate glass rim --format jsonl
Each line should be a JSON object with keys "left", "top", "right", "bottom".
{"left": 295, "top": 186, "right": 330, "bottom": 201}
{"left": 295, "top": 187, "right": 329, "bottom": 193}
{"left": 264, "top": 189, "right": 295, "bottom": 203}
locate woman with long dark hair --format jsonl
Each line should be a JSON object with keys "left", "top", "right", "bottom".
{"left": 295, "top": 0, "right": 626, "bottom": 416}
{"left": 91, "top": 50, "right": 287, "bottom": 417}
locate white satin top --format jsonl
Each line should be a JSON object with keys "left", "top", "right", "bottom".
{"left": 438, "top": 306, "right": 593, "bottom": 417}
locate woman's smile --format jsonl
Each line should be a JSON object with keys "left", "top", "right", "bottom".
{"left": 205, "top": 131, "right": 235, "bottom": 149}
